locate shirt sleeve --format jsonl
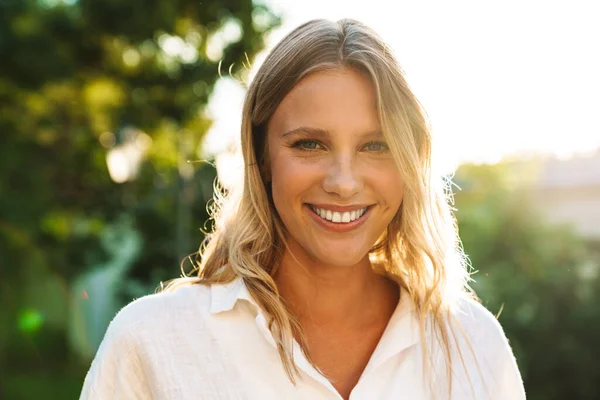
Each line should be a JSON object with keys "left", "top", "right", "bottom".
{"left": 79, "top": 317, "right": 152, "bottom": 400}
{"left": 456, "top": 299, "right": 527, "bottom": 400}
{"left": 491, "top": 334, "right": 526, "bottom": 400}
{"left": 473, "top": 302, "right": 527, "bottom": 400}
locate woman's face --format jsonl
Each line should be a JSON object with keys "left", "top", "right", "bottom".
{"left": 266, "top": 68, "right": 404, "bottom": 268}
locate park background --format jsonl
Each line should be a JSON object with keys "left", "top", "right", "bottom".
{"left": 1, "top": 0, "right": 599, "bottom": 398}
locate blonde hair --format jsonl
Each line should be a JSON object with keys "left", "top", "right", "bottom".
{"left": 164, "top": 18, "right": 475, "bottom": 393}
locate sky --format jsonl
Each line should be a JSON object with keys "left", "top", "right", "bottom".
{"left": 203, "top": 0, "right": 600, "bottom": 181}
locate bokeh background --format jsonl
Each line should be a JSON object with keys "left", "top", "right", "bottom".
{"left": 1, "top": 0, "right": 599, "bottom": 399}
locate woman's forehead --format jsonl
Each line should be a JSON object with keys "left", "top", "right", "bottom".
{"left": 268, "top": 68, "right": 380, "bottom": 137}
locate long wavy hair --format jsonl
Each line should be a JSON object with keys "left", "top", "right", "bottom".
{"left": 164, "top": 18, "right": 475, "bottom": 393}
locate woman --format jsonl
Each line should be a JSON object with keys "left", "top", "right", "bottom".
{"left": 80, "top": 19, "right": 525, "bottom": 399}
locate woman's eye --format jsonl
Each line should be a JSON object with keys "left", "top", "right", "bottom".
{"left": 364, "top": 141, "right": 389, "bottom": 152}
{"left": 294, "top": 140, "right": 321, "bottom": 150}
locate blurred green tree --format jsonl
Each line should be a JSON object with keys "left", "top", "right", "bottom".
{"left": 0, "top": 0, "right": 279, "bottom": 398}
{"left": 455, "top": 163, "right": 600, "bottom": 400}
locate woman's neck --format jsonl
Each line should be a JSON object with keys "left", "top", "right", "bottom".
{"left": 274, "top": 245, "right": 399, "bottom": 330}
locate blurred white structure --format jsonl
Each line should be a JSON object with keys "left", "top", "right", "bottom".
{"left": 105, "top": 127, "right": 152, "bottom": 183}
{"left": 530, "top": 150, "right": 600, "bottom": 239}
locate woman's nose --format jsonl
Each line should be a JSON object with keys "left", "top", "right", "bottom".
{"left": 322, "top": 155, "right": 363, "bottom": 198}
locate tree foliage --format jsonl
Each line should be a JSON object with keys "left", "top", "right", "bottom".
{"left": 0, "top": 0, "right": 279, "bottom": 398}
{"left": 455, "top": 163, "right": 600, "bottom": 400}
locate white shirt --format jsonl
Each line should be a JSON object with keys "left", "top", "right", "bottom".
{"left": 80, "top": 277, "right": 526, "bottom": 399}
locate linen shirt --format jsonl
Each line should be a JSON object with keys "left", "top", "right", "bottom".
{"left": 80, "top": 278, "right": 526, "bottom": 399}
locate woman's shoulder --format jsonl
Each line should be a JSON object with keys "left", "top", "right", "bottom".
{"left": 448, "top": 297, "right": 526, "bottom": 398}
{"left": 452, "top": 297, "right": 511, "bottom": 349}
{"left": 80, "top": 281, "right": 215, "bottom": 399}
{"left": 106, "top": 280, "right": 212, "bottom": 337}
{"left": 453, "top": 298, "right": 525, "bottom": 392}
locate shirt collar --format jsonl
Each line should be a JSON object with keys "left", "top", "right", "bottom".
{"left": 210, "top": 275, "right": 419, "bottom": 342}
{"left": 361, "top": 290, "right": 420, "bottom": 374}
{"left": 209, "top": 276, "right": 258, "bottom": 314}
{"left": 210, "top": 275, "right": 421, "bottom": 374}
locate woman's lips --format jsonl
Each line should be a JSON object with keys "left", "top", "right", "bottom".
{"left": 305, "top": 204, "right": 372, "bottom": 233}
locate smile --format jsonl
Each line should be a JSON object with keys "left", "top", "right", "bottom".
{"left": 305, "top": 203, "right": 373, "bottom": 233}
{"left": 309, "top": 205, "right": 368, "bottom": 223}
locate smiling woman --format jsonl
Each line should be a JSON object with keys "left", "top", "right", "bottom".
{"left": 80, "top": 19, "right": 526, "bottom": 400}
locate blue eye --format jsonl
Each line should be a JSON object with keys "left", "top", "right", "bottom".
{"left": 294, "top": 140, "right": 322, "bottom": 150}
{"left": 364, "top": 141, "right": 389, "bottom": 153}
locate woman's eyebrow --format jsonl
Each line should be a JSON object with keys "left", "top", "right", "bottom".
{"left": 362, "top": 131, "right": 385, "bottom": 140}
{"left": 281, "top": 127, "right": 383, "bottom": 139}
{"left": 280, "top": 126, "right": 330, "bottom": 138}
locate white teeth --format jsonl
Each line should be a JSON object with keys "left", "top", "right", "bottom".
{"left": 311, "top": 206, "right": 368, "bottom": 224}
{"left": 332, "top": 212, "right": 341, "bottom": 223}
